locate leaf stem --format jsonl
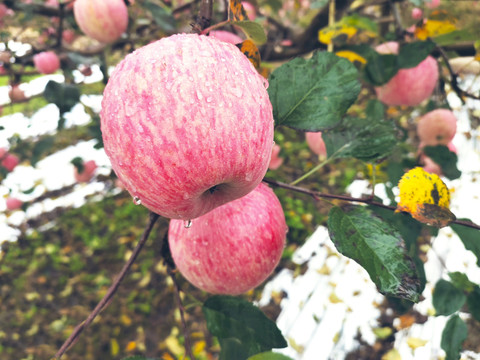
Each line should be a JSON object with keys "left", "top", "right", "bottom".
{"left": 54, "top": 211, "right": 160, "bottom": 359}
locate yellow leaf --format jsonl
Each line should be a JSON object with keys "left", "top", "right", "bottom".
{"left": 415, "top": 19, "right": 456, "bottom": 40}
{"left": 382, "top": 348, "right": 401, "bottom": 360}
{"left": 125, "top": 341, "right": 137, "bottom": 352}
{"left": 110, "top": 338, "right": 120, "bottom": 357}
{"left": 229, "top": 0, "right": 247, "bottom": 21}
{"left": 335, "top": 50, "right": 367, "bottom": 64}
{"left": 193, "top": 340, "right": 206, "bottom": 355}
{"left": 319, "top": 25, "right": 358, "bottom": 45}
{"left": 397, "top": 167, "right": 455, "bottom": 227}
{"left": 407, "top": 337, "right": 428, "bottom": 350}
{"left": 121, "top": 314, "right": 132, "bottom": 326}
{"left": 373, "top": 326, "right": 393, "bottom": 339}
{"left": 236, "top": 40, "right": 261, "bottom": 69}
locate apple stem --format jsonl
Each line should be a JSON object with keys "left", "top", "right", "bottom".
{"left": 54, "top": 211, "right": 161, "bottom": 359}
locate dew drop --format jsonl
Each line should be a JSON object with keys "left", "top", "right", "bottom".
{"left": 220, "top": 57, "right": 226, "bottom": 62}
{"left": 196, "top": 90, "right": 203, "bottom": 100}
{"left": 206, "top": 97, "right": 213, "bottom": 103}
{"left": 231, "top": 87, "right": 243, "bottom": 98}
{"left": 133, "top": 196, "right": 142, "bottom": 205}
{"left": 273, "top": 140, "right": 276, "bottom": 145}
{"left": 188, "top": 76, "right": 194, "bottom": 82}
{"left": 244, "top": 173, "right": 253, "bottom": 182}
{"left": 184, "top": 220, "right": 192, "bottom": 228}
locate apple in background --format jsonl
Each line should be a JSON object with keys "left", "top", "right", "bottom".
{"left": 426, "top": 0, "right": 440, "bottom": 9}
{"left": 74, "top": 160, "right": 97, "bottom": 183}
{"left": 374, "top": 42, "right": 438, "bottom": 106}
{"left": 8, "top": 84, "right": 27, "bottom": 103}
{"left": 33, "top": 51, "right": 60, "bottom": 74}
{"left": 1, "top": 153, "right": 19, "bottom": 172}
{"left": 0, "top": 4, "right": 8, "bottom": 19}
{"left": 0, "top": 51, "right": 11, "bottom": 63}
{"left": 305, "top": 131, "right": 327, "bottom": 157}
{"left": 73, "top": 0, "right": 128, "bottom": 43}
{"left": 242, "top": 1, "right": 256, "bottom": 20}
{"left": 209, "top": 30, "right": 243, "bottom": 45}
{"left": 62, "top": 29, "right": 76, "bottom": 44}
{"left": 417, "top": 109, "right": 457, "bottom": 146}
{"left": 269, "top": 144, "right": 283, "bottom": 170}
{"left": 168, "top": 183, "right": 287, "bottom": 295}
{"left": 6, "top": 197, "right": 23, "bottom": 211}
{"left": 411, "top": 7, "right": 423, "bottom": 19}
{"left": 101, "top": 34, "right": 274, "bottom": 220}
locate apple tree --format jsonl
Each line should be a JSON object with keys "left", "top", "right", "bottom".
{"left": 0, "top": 0, "right": 480, "bottom": 359}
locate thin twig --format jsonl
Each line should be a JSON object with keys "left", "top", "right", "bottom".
{"left": 54, "top": 211, "right": 160, "bottom": 359}
{"left": 262, "top": 178, "right": 480, "bottom": 231}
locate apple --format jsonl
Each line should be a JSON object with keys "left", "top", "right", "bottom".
{"left": 73, "top": 0, "right": 128, "bottom": 43}
{"left": 411, "top": 7, "right": 423, "bottom": 19}
{"left": 417, "top": 109, "right": 457, "bottom": 146}
{"left": 62, "top": 29, "right": 76, "bottom": 44}
{"left": 33, "top": 51, "right": 60, "bottom": 74}
{"left": 242, "top": 1, "right": 256, "bottom": 20}
{"left": 8, "top": 84, "right": 27, "bottom": 103}
{"left": 1, "top": 153, "right": 19, "bottom": 172}
{"left": 168, "top": 182, "right": 287, "bottom": 295}
{"left": 305, "top": 131, "right": 327, "bottom": 157}
{"left": 0, "top": 4, "right": 8, "bottom": 19}
{"left": 269, "top": 144, "right": 283, "bottom": 170}
{"left": 74, "top": 160, "right": 97, "bottom": 183}
{"left": 374, "top": 42, "right": 438, "bottom": 106}
{"left": 426, "top": 0, "right": 440, "bottom": 9}
{"left": 100, "top": 34, "right": 274, "bottom": 220}
{"left": 209, "top": 30, "right": 243, "bottom": 45}
{"left": 6, "top": 197, "right": 23, "bottom": 211}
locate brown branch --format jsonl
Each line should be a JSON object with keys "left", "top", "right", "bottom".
{"left": 54, "top": 211, "right": 161, "bottom": 359}
{"left": 262, "top": 178, "right": 480, "bottom": 231}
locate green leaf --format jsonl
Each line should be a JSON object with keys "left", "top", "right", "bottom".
{"left": 43, "top": 80, "right": 80, "bottom": 114}
{"left": 203, "top": 295, "right": 287, "bottom": 359}
{"left": 122, "top": 357, "right": 158, "bottom": 360}
{"left": 441, "top": 315, "right": 467, "bottom": 360}
{"left": 232, "top": 21, "right": 267, "bottom": 45}
{"left": 450, "top": 221, "right": 480, "bottom": 266}
{"left": 327, "top": 206, "right": 421, "bottom": 302}
{"left": 467, "top": 286, "right": 480, "bottom": 322}
{"left": 422, "top": 145, "right": 461, "bottom": 180}
{"left": 219, "top": 338, "right": 251, "bottom": 360}
{"left": 268, "top": 51, "right": 361, "bottom": 131}
{"left": 364, "top": 53, "right": 398, "bottom": 86}
{"left": 448, "top": 272, "right": 476, "bottom": 293}
{"left": 71, "top": 157, "right": 84, "bottom": 173}
{"left": 142, "top": 1, "right": 176, "bottom": 32}
{"left": 433, "top": 30, "right": 479, "bottom": 47}
{"left": 432, "top": 279, "right": 466, "bottom": 316}
{"left": 248, "top": 352, "right": 294, "bottom": 360}
{"left": 397, "top": 40, "right": 436, "bottom": 69}
{"left": 322, "top": 100, "right": 398, "bottom": 161}
{"left": 31, "top": 137, "right": 55, "bottom": 166}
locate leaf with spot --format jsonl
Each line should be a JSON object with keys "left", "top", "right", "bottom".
{"left": 268, "top": 51, "right": 361, "bottom": 131}
{"left": 229, "top": 0, "right": 248, "bottom": 21}
{"left": 236, "top": 39, "right": 261, "bottom": 69}
{"left": 327, "top": 205, "right": 422, "bottom": 302}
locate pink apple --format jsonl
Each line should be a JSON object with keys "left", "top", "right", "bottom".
{"left": 6, "top": 197, "right": 23, "bottom": 211}
{"left": 168, "top": 183, "right": 287, "bottom": 295}
{"left": 426, "top": 0, "right": 440, "bottom": 9}
{"left": 1, "top": 153, "right": 19, "bottom": 172}
{"left": 0, "top": 148, "right": 7, "bottom": 159}
{"left": 305, "top": 131, "right": 327, "bottom": 157}
{"left": 79, "top": 65, "right": 92, "bottom": 76}
{"left": 411, "top": 7, "right": 423, "bottom": 19}
{"left": 8, "top": 84, "right": 27, "bottom": 103}
{"left": 101, "top": 34, "right": 274, "bottom": 220}
{"left": 73, "top": 0, "right": 128, "bottom": 43}
{"left": 209, "top": 30, "right": 243, "bottom": 45}
{"left": 421, "top": 155, "right": 441, "bottom": 175}
{"left": 447, "top": 141, "right": 456, "bottom": 153}
{"left": 33, "top": 51, "right": 60, "bottom": 74}
{"left": 62, "top": 29, "right": 76, "bottom": 44}
{"left": 242, "top": 1, "right": 256, "bottom": 20}
{"left": 269, "top": 144, "right": 283, "bottom": 170}
{"left": 0, "top": 4, "right": 8, "bottom": 19}
{"left": 374, "top": 42, "right": 438, "bottom": 106}
{"left": 74, "top": 159, "right": 97, "bottom": 183}
{"left": 417, "top": 109, "right": 457, "bottom": 146}
{"left": 0, "top": 51, "right": 11, "bottom": 63}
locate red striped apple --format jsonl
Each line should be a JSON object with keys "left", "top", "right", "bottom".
{"left": 33, "top": 51, "right": 60, "bottom": 74}
{"left": 374, "top": 42, "right": 438, "bottom": 106}
{"left": 73, "top": 0, "right": 128, "bottom": 43}
{"left": 168, "top": 183, "right": 287, "bottom": 295}
{"left": 417, "top": 109, "right": 457, "bottom": 146}
{"left": 101, "top": 34, "right": 274, "bottom": 220}
{"left": 74, "top": 160, "right": 97, "bottom": 183}
{"left": 306, "top": 131, "right": 327, "bottom": 157}
{"left": 6, "top": 197, "right": 23, "bottom": 211}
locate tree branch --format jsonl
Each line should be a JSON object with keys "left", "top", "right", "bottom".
{"left": 54, "top": 211, "right": 161, "bottom": 359}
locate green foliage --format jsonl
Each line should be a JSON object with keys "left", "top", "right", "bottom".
{"left": 43, "top": 80, "right": 81, "bottom": 115}
{"left": 233, "top": 21, "right": 267, "bottom": 44}
{"left": 441, "top": 315, "right": 468, "bottom": 360}
{"left": 322, "top": 100, "right": 398, "bottom": 162}
{"left": 327, "top": 206, "right": 421, "bottom": 302}
{"left": 203, "top": 295, "right": 287, "bottom": 360}
{"left": 268, "top": 51, "right": 361, "bottom": 131}
{"left": 423, "top": 145, "right": 461, "bottom": 180}
{"left": 141, "top": 1, "right": 177, "bottom": 32}
{"left": 248, "top": 352, "right": 294, "bottom": 360}
{"left": 451, "top": 221, "right": 480, "bottom": 266}
{"left": 432, "top": 279, "right": 467, "bottom": 316}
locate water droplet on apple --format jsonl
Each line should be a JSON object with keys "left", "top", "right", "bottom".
{"left": 244, "top": 173, "right": 253, "bottom": 182}
{"left": 206, "top": 97, "right": 213, "bottom": 103}
{"left": 184, "top": 220, "right": 192, "bottom": 228}
{"left": 220, "top": 57, "right": 226, "bottom": 62}
{"left": 188, "top": 76, "right": 194, "bottom": 82}
{"left": 232, "top": 87, "right": 243, "bottom": 98}
{"left": 196, "top": 90, "right": 203, "bottom": 100}
{"left": 133, "top": 196, "right": 142, "bottom": 205}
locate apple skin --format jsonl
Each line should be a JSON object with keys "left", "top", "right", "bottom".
{"left": 8, "top": 84, "right": 27, "bottom": 103}
{"left": 1, "top": 153, "right": 19, "bottom": 172}
{"left": 242, "top": 1, "right": 256, "bottom": 20}
{"left": 6, "top": 197, "right": 23, "bottom": 211}
{"left": 209, "top": 30, "right": 243, "bottom": 45}
{"left": 73, "top": 0, "right": 128, "bottom": 44}
{"left": 33, "top": 51, "right": 60, "bottom": 74}
{"left": 269, "top": 144, "right": 283, "bottom": 170}
{"left": 411, "top": 7, "right": 423, "bottom": 19}
{"left": 305, "top": 132, "right": 327, "bottom": 157}
{"left": 374, "top": 42, "right": 438, "bottom": 106}
{"left": 74, "top": 160, "right": 97, "bottom": 183}
{"left": 168, "top": 182, "right": 287, "bottom": 295}
{"left": 100, "top": 34, "right": 274, "bottom": 220}
{"left": 417, "top": 109, "right": 457, "bottom": 146}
